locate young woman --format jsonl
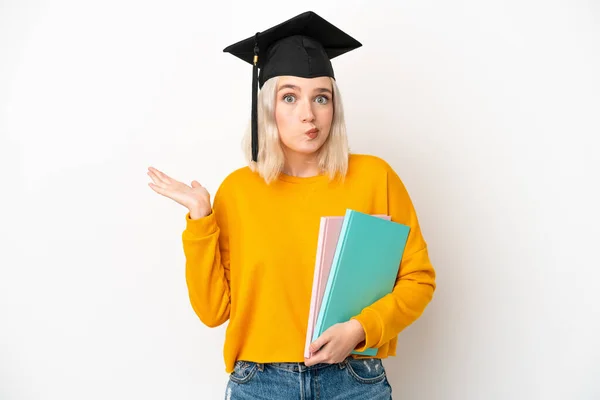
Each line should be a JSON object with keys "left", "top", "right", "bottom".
{"left": 148, "top": 11, "right": 436, "bottom": 399}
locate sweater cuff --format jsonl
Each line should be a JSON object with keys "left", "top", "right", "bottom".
{"left": 183, "top": 210, "right": 217, "bottom": 238}
{"left": 351, "top": 308, "right": 383, "bottom": 352}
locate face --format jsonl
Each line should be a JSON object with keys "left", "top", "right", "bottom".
{"left": 274, "top": 76, "right": 334, "bottom": 158}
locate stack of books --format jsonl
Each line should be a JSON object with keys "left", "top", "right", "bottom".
{"left": 304, "top": 209, "right": 410, "bottom": 358}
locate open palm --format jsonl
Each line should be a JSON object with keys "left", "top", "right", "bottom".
{"left": 147, "top": 166, "right": 211, "bottom": 216}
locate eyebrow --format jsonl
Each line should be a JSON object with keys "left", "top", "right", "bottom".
{"left": 277, "top": 84, "right": 332, "bottom": 94}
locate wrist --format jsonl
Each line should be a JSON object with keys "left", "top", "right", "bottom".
{"left": 189, "top": 206, "right": 211, "bottom": 220}
{"left": 349, "top": 319, "right": 366, "bottom": 343}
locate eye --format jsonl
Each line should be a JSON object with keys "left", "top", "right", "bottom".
{"left": 283, "top": 94, "right": 296, "bottom": 103}
{"left": 315, "top": 95, "right": 329, "bottom": 105}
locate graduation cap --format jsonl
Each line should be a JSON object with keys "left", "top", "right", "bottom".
{"left": 223, "top": 11, "right": 362, "bottom": 162}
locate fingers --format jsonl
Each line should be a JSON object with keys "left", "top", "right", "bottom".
{"left": 147, "top": 170, "right": 162, "bottom": 186}
{"left": 147, "top": 166, "right": 206, "bottom": 209}
{"left": 148, "top": 181, "right": 168, "bottom": 196}
{"left": 304, "top": 334, "right": 331, "bottom": 366}
{"left": 305, "top": 344, "right": 330, "bottom": 366}
{"left": 148, "top": 167, "right": 171, "bottom": 185}
{"left": 309, "top": 334, "right": 328, "bottom": 354}
{"left": 147, "top": 167, "right": 174, "bottom": 197}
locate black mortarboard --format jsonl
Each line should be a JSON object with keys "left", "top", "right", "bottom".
{"left": 223, "top": 11, "right": 362, "bottom": 162}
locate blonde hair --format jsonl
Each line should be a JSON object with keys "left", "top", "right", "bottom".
{"left": 242, "top": 76, "right": 349, "bottom": 184}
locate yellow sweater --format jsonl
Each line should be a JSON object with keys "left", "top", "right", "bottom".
{"left": 182, "top": 154, "right": 436, "bottom": 373}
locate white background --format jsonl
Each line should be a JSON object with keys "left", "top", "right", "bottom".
{"left": 1, "top": 0, "right": 599, "bottom": 399}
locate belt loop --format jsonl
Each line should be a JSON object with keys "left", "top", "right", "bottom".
{"left": 258, "top": 363, "right": 264, "bottom": 372}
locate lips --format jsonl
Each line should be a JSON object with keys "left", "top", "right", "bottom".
{"left": 305, "top": 128, "right": 319, "bottom": 139}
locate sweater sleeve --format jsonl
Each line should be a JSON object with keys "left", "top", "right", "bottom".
{"left": 182, "top": 185, "right": 231, "bottom": 328}
{"left": 351, "top": 163, "right": 436, "bottom": 351}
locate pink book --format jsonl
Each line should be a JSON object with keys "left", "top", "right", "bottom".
{"left": 304, "top": 214, "right": 391, "bottom": 358}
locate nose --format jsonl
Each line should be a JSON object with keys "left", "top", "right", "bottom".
{"left": 300, "top": 100, "right": 315, "bottom": 123}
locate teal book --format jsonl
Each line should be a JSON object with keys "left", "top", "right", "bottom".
{"left": 312, "top": 209, "right": 410, "bottom": 356}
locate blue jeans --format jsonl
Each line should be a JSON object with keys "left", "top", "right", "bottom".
{"left": 225, "top": 357, "right": 393, "bottom": 399}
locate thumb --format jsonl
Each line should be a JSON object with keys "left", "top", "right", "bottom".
{"left": 191, "top": 180, "right": 201, "bottom": 188}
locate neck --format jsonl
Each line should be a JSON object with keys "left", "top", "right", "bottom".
{"left": 282, "top": 151, "right": 321, "bottom": 177}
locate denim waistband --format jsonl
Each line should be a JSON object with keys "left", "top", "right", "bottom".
{"left": 246, "top": 356, "right": 371, "bottom": 373}
{"left": 267, "top": 360, "right": 345, "bottom": 373}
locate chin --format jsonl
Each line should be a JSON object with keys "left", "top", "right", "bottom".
{"left": 295, "top": 143, "right": 325, "bottom": 155}
{"left": 282, "top": 137, "right": 327, "bottom": 156}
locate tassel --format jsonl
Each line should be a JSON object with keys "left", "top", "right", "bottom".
{"left": 251, "top": 32, "right": 259, "bottom": 162}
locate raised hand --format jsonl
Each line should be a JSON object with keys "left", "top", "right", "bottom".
{"left": 147, "top": 166, "right": 212, "bottom": 219}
